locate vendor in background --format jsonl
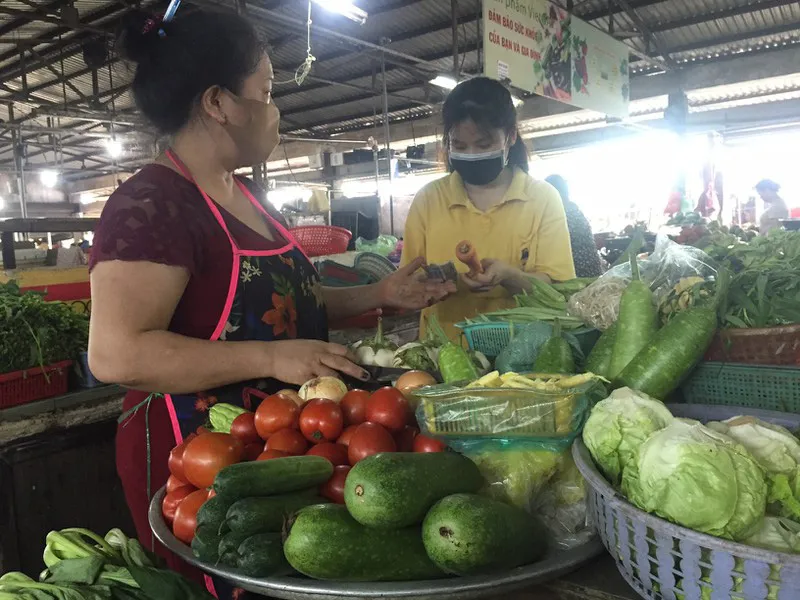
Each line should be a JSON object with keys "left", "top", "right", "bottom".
{"left": 756, "top": 179, "right": 789, "bottom": 233}
{"left": 87, "top": 7, "right": 453, "bottom": 598}
{"left": 544, "top": 174, "right": 602, "bottom": 278}
{"left": 401, "top": 78, "right": 575, "bottom": 340}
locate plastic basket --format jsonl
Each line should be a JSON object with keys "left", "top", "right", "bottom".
{"left": 316, "top": 260, "right": 373, "bottom": 287}
{"left": 290, "top": 226, "right": 352, "bottom": 257}
{"left": 704, "top": 324, "right": 800, "bottom": 366}
{"left": 681, "top": 362, "right": 800, "bottom": 413}
{"left": 354, "top": 252, "right": 396, "bottom": 281}
{"left": 0, "top": 360, "right": 72, "bottom": 409}
{"left": 573, "top": 403, "right": 800, "bottom": 600}
{"left": 457, "top": 321, "right": 601, "bottom": 359}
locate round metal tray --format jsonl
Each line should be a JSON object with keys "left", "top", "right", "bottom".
{"left": 149, "top": 486, "right": 604, "bottom": 600}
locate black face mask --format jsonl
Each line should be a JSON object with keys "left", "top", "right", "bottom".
{"left": 449, "top": 148, "right": 506, "bottom": 186}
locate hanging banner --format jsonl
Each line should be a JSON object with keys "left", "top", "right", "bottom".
{"left": 483, "top": 0, "right": 630, "bottom": 118}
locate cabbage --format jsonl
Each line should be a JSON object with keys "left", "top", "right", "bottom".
{"left": 744, "top": 516, "right": 800, "bottom": 553}
{"left": 622, "top": 419, "right": 767, "bottom": 541}
{"left": 582, "top": 387, "right": 673, "bottom": 485}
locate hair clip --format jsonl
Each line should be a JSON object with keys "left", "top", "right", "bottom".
{"left": 142, "top": 18, "right": 159, "bottom": 34}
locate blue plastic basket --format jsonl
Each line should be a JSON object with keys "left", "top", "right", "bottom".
{"left": 457, "top": 321, "right": 601, "bottom": 359}
{"left": 574, "top": 404, "right": 800, "bottom": 600}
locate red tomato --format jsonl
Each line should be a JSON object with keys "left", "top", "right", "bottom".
{"left": 230, "top": 413, "right": 261, "bottom": 445}
{"left": 257, "top": 449, "right": 289, "bottom": 461}
{"left": 413, "top": 434, "right": 447, "bottom": 453}
{"left": 394, "top": 426, "right": 420, "bottom": 452}
{"left": 340, "top": 390, "right": 370, "bottom": 425}
{"left": 266, "top": 428, "right": 308, "bottom": 455}
{"left": 182, "top": 433, "right": 244, "bottom": 489}
{"left": 320, "top": 465, "right": 351, "bottom": 504}
{"left": 167, "top": 433, "right": 196, "bottom": 481}
{"left": 348, "top": 422, "right": 396, "bottom": 465}
{"left": 337, "top": 425, "right": 359, "bottom": 447}
{"left": 243, "top": 442, "right": 264, "bottom": 461}
{"left": 254, "top": 394, "right": 301, "bottom": 440}
{"left": 161, "top": 485, "right": 195, "bottom": 526}
{"left": 166, "top": 474, "right": 191, "bottom": 494}
{"left": 299, "top": 399, "right": 344, "bottom": 444}
{"left": 366, "top": 387, "right": 411, "bottom": 432}
{"left": 172, "top": 488, "right": 209, "bottom": 544}
{"left": 306, "top": 442, "right": 349, "bottom": 466}
{"left": 196, "top": 426, "right": 211, "bottom": 436}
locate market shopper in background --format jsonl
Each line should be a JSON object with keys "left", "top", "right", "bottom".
{"left": 756, "top": 179, "right": 789, "bottom": 233}
{"left": 87, "top": 7, "right": 453, "bottom": 598}
{"left": 401, "top": 78, "right": 575, "bottom": 340}
{"left": 544, "top": 174, "right": 603, "bottom": 278}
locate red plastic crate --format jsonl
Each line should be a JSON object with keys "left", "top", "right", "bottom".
{"left": 0, "top": 360, "right": 73, "bottom": 409}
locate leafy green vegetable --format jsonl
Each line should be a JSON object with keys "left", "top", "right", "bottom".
{"left": 744, "top": 516, "right": 800, "bottom": 553}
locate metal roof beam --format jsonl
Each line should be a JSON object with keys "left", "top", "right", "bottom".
{"left": 648, "top": 0, "right": 800, "bottom": 34}
{"left": 612, "top": 0, "right": 676, "bottom": 67}
{"left": 666, "top": 19, "right": 800, "bottom": 56}
{"left": 0, "top": 0, "right": 67, "bottom": 37}
{"left": 0, "top": 6, "right": 106, "bottom": 35}
{"left": 579, "top": 0, "right": 666, "bottom": 22}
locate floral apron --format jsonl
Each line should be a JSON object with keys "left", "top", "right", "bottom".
{"left": 163, "top": 150, "right": 328, "bottom": 597}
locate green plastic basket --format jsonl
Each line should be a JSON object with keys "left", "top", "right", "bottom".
{"left": 457, "top": 321, "right": 600, "bottom": 359}
{"left": 681, "top": 362, "right": 800, "bottom": 413}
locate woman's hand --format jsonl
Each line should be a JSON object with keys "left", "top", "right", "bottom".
{"left": 262, "top": 339, "right": 368, "bottom": 385}
{"left": 378, "top": 257, "right": 457, "bottom": 310}
{"left": 461, "top": 258, "right": 514, "bottom": 293}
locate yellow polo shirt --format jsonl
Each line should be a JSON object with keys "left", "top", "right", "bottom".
{"left": 401, "top": 168, "right": 576, "bottom": 342}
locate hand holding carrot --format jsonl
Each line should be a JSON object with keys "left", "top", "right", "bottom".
{"left": 456, "top": 241, "right": 484, "bottom": 277}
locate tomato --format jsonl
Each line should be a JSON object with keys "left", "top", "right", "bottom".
{"left": 182, "top": 433, "right": 244, "bottom": 489}
{"left": 254, "top": 394, "right": 301, "bottom": 440}
{"left": 348, "top": 422, "right": 396, "bottom": 465}
{"left": 257, "top": 449, "right": 289, "bottom": 461}
{"left": 299, "top": 399, "right": 344, "bottom": 444}
{"left": 266, "top": 428, "right": 308, "bottom": 455}
{"left": 167, "top": 433, "right": 196, "bottom": 481}
{"left": 394, "top": 425, "right": 419, "bottom": 452}
{"left": 306, "top": 442, "right": 349, "bottom": 466}
{"left": 340, "top": 390, "right": 370, "bottom": 425}
{"left": 413, "top": 434, "right": 447, "bottom": 453}
{"left": 172, "top": 488, "right": 209, "bottom": 544}
{"left": 277, "top": 389, "right": 303, "bottom": 407}
{"left": 243, "top": 442, "right": 264, "bottom": 462}
{"left": 337, "top": 425, "right": 359, "bottom": 447}
{"left": 320, "top": 465, "right": 351, "bottom": 504}
{"left": 161, "top": 485, "right": 195, "bottom": 526}
{"left": 230, "top": 413, "right": 261, "bottom": 445}
{"left": 196, "top": 426, "right": 211, "bottom": 436}
{"left": 166, "top": 474, "right": 191, "bottom": 494}
{"left": 366, "top": 387, "right": 411, "bottom": 432}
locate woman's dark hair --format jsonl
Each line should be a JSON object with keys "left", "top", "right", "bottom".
{"left": 545, "top": 174, "right": 570, "bottom": 202}
{"left": 755, "top": 179, "right": 780, "bottom": 194}
{"left": 118, "top": 7, "right": 265, "bottom": 135}
{"left": 442, "top": 77, "right": 528, "bottom": 173}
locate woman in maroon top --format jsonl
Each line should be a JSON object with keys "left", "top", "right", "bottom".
{"left": 89, "top": 7, "right": 453, "bottom": 597}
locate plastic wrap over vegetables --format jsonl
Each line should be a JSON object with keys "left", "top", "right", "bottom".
{"left": 534, "top": 451, "right": 593, "bottom": 550}
{"left": 494, "top": 321, "right": 584, "bottom": 375}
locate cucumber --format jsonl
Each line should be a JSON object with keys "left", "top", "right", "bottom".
{"left": 196, "top": 495, "right": 232, "bottom": 530}
{"left": 344, "top": 452, "right": 484, "bottom": 529}
{"left": 283, "top": 504, "right": 443, "bottom": 581}
{"left": 218, "top": 530, "right": 251, "bottom": 568}
{"left": 236, "top": 533, "right": 292, "bottom": 577}
{"left": 191, "top": 525, "right": 221, "bottom": 564}
{"left": 585, "top": 322, "right": 617, "bottom": 378}
{"left": 422, "top": 493, "right": 548, "bottom": 575}
{"left": 213, "top": 456, "right": 333, "bottom": 499}
{"left": 533, "top": 319, "right": 575, "bottom": 374}
{"left": 225, "top": 492, "right": 326, "bottom": 536}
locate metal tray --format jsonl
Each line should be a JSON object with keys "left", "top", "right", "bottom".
{"left": 149, "top": 486, "right": 603, "bottom": 600}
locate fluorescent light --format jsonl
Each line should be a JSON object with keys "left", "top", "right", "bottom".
{"left": 311, "top": 0, "right": 367, "bottom": 24}
{"left": 105, "top": 138, "right": 123, "bottom": 158}
{"left": 40, "top": 170, "right": 59, "bottom": 188}
{"left": 0, "top": 195, "right": 4, "bottom": 211}
{"left": 430, "top": 75, "right": 459, "bottom": 90}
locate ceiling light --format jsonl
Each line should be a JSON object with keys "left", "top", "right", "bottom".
{"left": 430, "top": 75, "right": 459, "bottom": 90}
{"left": 0, "top": 195, "right": 4, "bottom": 211}
{"left": 40, "top": 170, "right": 59, "bottom": 188}
{"left": 311, "top": 0, "right": 367, "bottom": 24}
{"left": 105, "top": 138, "right": 123, "bottom": 159}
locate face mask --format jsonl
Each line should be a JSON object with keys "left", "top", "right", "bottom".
{"left": 449, "top": 148, "right": 507, "bottom": 186}
{"left": 222, "top": 91, "right": 281, "bottom": 166}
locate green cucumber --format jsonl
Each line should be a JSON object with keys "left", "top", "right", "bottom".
{"left": 344, "top": 452, "right": 484, "bottom": 529}
{"left": 218, "top": 531, "right": 251, "bottom": 568}
{"left": 236, "top": 533, "right": 292, "bottom": 578}
{"left": 283, "top": 504, "right": 443, "bottom": 581}
{"left": 533, "top": 319, "right": 575, "bottom": 374}
{"left": 213, "top": 456, "right": 333, "bottom": 499}
{"left": 196, "top": 495, "right": 232, "bottom": 530}
{"left": 225, "top": 492, "right": 326, "bottom": 536}
{"left": 585, "top": 322, "right": 617, "bottom": 378}
{"left": 191, "top": 525, "right": 221, "bottom": 564}
{"left": 422, "top": 493, "right": 548, "bottom": 575}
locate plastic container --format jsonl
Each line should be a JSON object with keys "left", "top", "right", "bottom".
{"left": 573, "top": 403, "right": 800, "bottom": 600}
{"left": 0, "top": 360, "right": 72, "bottom": 408}
{"left": 681, "top": 362, "right": 800, "bottom": 413}
{"left": 704, "top": 324, "right": 800, "bottom": 366}
{"left": 354, "top": 252, "right": 396, "bottom": 281}
{"left": 290, "top": 226, "right": 352, "bottom": 257}
{"left": 458, "top": 321, "right": 600, "bottom": 359}
{"left": 317, "top": 260, "right": 373, "bottom": 287}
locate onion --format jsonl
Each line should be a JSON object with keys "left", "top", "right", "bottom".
{"left": 277, "top": 389, "right": 303, "bottom": 407}
{"left": 395, "top": 371, "right": 437, "bottom": 409}
{"left": 299, "top": 377, "right": 348, "bottom": 403}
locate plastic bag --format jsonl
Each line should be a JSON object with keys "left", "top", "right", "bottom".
{"left": 355, "top": 235, "right": 398, "bottom": 257}
{"left": 567, "top": 234, "right": 716, "bottom": 330}
{"left": 495, "top": 321, "right": 585, "bottom": 374}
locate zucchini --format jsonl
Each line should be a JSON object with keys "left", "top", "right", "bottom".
{"left": 225, "top": 492, "right": 327, "bottom": 537}
{"left": 217, "top": 530, "right": 251, "bottom": 568}
{"left": 191, "top": 525, "right": 221, "bottom": 564}
{"left": 213, "top": 456, "right": 333, "bottom": 499}
{"left": 283, "top": 504, "right": 443, "bottom": 581}
{"left": 533, "top": 319, "right": 575, "bottom": 374}
{"left": 236, "top": 533, "right": 292, "bottom": 578}
{"left": 196, "top": 495, "right": 232, "bottom": 530}
{"left": 585, "top": 323, "right": 617, "bottom": 378}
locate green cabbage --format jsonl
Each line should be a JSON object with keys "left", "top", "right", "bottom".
{"left": 582, "top": 387, "right": 673, "bottom": 486}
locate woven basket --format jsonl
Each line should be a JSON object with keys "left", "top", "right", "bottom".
{"left": 704, "top": 324, "right": 800, "bottom": 366}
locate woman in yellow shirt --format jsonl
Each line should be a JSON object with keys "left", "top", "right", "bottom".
{"left": 401, "top": 78, "right": 575, "bottom": 340}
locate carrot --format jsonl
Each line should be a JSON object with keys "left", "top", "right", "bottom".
{"left": 607, "top": 254, "right": 658, "bottom": 380}
{"left": 455, "top": 241, "right": 484, "bottom": 276}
